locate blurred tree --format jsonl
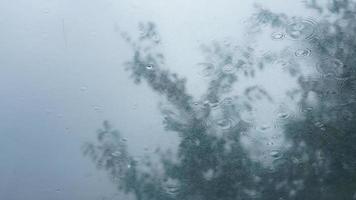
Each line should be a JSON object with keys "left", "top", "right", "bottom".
{"left": 251, "top": 1, "right": 356, "bottom": 199}
{"left": 83, "top": 1, "right": 356, "bottom": 199}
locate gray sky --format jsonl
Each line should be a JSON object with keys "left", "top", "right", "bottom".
{"left": 0, "top": 0, "right": 315, "bottom": 199}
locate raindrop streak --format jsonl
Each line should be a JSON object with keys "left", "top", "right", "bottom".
{"left": 271, "top": 32, "right": 285, "bottom": 40}
{"left": 295, "top": 48, "right": 311, "bottom": 57}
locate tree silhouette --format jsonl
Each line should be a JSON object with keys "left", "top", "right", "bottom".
{"left": 83, "top": 1, "right": 356, "bottom": 199}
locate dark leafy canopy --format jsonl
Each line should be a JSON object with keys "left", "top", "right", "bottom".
{"left": 83, "top": 1, "right": 356, "bottom": 199}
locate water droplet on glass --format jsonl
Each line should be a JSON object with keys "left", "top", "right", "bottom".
{"left": 216, "top": 118, "right": 235, "bottom": 130}
{"left": 240, "top": 110, "right": 255, "bottom": 123}
{"left": 257, "top": 124, "right": 271, "bottom": 132}
{"left": 111, "top": 151, "right": 121, "bottom": 157}
{"left": 197, "top": 63, "right": 215, "bottom": 77}
{"left": 193, "top": 101, "right": 200, "bottom": 106}
{"left": 146, "top": 64, "right": 154, "bottom": 70}
{"left": 222, "top": 64, "right": 235, "bottom": 74}
{"left": 277, "top": 112, "right": 289, "bottom": 119}
{"left": 80, "top": 86, "right": 88, "bottom": 92}
{"left": 270, "top": 150, "right": 283, "bottom": 159}
{"left": 92, "top": 105, "right": 102, "bottom": 112}
{"left": 221, "top": 97, "right": 233, "bottom": 106}
{"left": 152, "top": 35, "right": 160, "bottom": 43}
{"left": 163, "top": 178, "right": 180, "bottom": 196}
{"left": 203, "top": 169, "right": 214, "bottom": 181}
{"left": 271, "top": 32, "right": 285, "bottom": 40}
{"left": 209, "top": 101, "right": 220, "bottom": 110}
{"left": 295, "top": 48, "right": 311, "bottom": 57}
{"left": 45, "top": 109, "right": 52, "bottom": 115}
{"left": 341, "top": 110, "right": 353, "bottom": 121}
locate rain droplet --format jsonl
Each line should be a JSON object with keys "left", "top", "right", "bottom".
{"left": 145, "top": 64, "right": 154, "bottom": 70}
{"left": 222, "top": 64, "right": 235, "bottom": 74}
{"left": 80, "top": 86, "right": 88, "bottom": 92}
{"left": 216, "top": 118, "right": 235, "bottom": 130}
{"left": 314, "top": 121, "right": 326, "bottom": 131}
{"left": 92, "top": 105, "right": 102, "bottom": 112}
{"left": 203, "top": 169, "right": 214, "bottom": 181}
{"left": 257, "top": 124, "right": 271, "bottom": 132}
{"left": 197, "top": 63, "right": 215, "bottom": 77}
{"left": 271, "top": 32, "right": 285, "bottom": 40}
{"left": 111, "top": 151, "right": 121, "bottom": 157}
{"left": 277, "top": 112, "right": 289, "bottom": 119}
{"left": 302, "top": 107, "right": 313, "bottom": 113}
{"left": 163, "top": 179, "right": 180, "bottom": 196}
{"left": 240, "top": 110, "right": 255, "bottom": 123}
{"left": 152, "top": 35, "right": 160, "bottom": 43}
{"left": 270, "top": 150, "right": 283, "bottom": 159}
{"left": 295, "top": 48, "right": 311, "bottom": 57}
{"left": 221, "top": 97, "right": 233, "bottom": 106}
{"left": 209, "top": 101, "right": 220, "bottom": 110}
{"left": 341, "top": 110, "right": 353, "bottom": 121}
{"left": 45, "top": 109, "right": 52, "bottom": 115}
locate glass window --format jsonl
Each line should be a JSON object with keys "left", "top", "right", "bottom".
{"left": 1, "top": 0, "right": 356, "bottom": 199}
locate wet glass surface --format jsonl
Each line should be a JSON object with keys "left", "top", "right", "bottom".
{"left": 1, "top": 0, "right": 356, "bottom": 199}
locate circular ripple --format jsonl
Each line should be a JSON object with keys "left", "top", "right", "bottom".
{"left": 286, "top": 18, "right": 318, "bottom": 40}
{"left": 316, "top": 58, "right": 349, "bottom": 78}
{"left": 215, "top": 118, "right": 236, "bottom": 130}
{"left": 295, "top": 48, "right": 312, "bottom": 57}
